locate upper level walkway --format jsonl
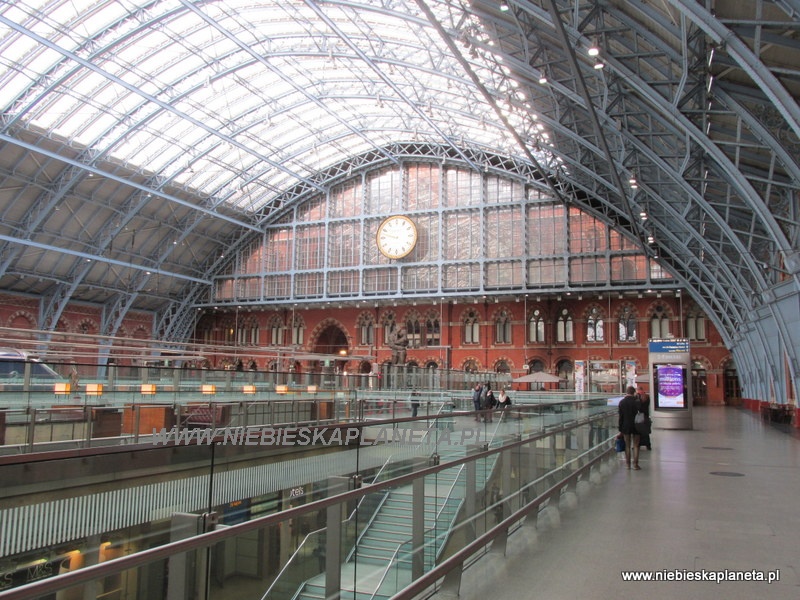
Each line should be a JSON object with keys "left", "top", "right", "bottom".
{"left": 447, "top": 406, "right": 800, "bottom": 600}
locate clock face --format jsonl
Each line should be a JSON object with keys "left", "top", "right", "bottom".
{"left": 376, "top": 215, "right": 418, "bottom": 259}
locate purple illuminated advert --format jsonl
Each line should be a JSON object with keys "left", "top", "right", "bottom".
{"left": 656, "top": 365, "right": 685, "bottom": 408}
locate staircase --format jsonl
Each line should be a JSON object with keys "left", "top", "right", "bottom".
{"left": 291, "top": 434, "right": 500, "bottom": 600}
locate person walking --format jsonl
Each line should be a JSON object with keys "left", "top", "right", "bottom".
{"left": 637, "top": 385, "right": 652, "bottom": 450}
{"left": 472, "top": 383, "right": 483, "bottom": 422}
{"left": 618, "top": 386, "right": 641, "bottom": 470}
{"left": 482, "top": 384, "right": 495, "bottom": 423}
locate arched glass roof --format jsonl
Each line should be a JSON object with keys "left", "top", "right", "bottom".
{"left": 0, "top": 0, "right": 798, "bottom": 402}
{"left": 1, "top": 0, "right": 554, "bottom": 214}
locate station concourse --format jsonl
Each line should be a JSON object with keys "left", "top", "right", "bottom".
{"left": 0, "top": 1, "right": 799, "bottom": 599}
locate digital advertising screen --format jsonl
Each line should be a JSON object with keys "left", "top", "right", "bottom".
{"left": 654, "top": 364, "right": 688, "bottom": 410}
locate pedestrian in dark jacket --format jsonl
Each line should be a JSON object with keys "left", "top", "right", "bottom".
{"left": 618, "top": 386, "right": 641, "bottom": 470}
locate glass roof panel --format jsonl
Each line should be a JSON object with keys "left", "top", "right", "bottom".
{"left": 1, "top": 0, "right": 554, "bottom": 214}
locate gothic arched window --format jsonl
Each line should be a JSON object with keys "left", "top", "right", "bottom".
{"left": 618, "top": 306, "right": 637, "bottom": 342}
{"left": 556, "top": 309, "right": 573, "bottom": 343}
{"left": 464, "top": 310, "right": 480, "bottom": 344}
{"left": 650, "top": 305, "right": 670, "bottom": 339}
{"left": 586, "top": 307, "right": 604, "bottom": 342}
{"left": 495, "top": 309, "right": 512, "bottom": 344}
{"left": 528, "top": 309, "right": 545, "bottom": 343}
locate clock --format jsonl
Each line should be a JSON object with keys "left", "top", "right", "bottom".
{"left": 376, "top": 215, "right": 418, "bottom": 259}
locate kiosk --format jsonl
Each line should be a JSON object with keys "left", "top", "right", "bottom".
{"left": 648, "top": 338, "right": 693, "bottom": 430}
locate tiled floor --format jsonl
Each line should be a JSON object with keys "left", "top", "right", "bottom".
{"left": 447, "top": 406, "right": 800, "bottom": 600}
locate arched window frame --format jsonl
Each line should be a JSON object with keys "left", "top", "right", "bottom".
{"left": 495, "top": 309, "right": 512, "bottom": 344}
{"left": 686, "top": 311, "right": 706, "bottom": 341}
{"left": 464, "top": 310, "right": 480, "bottom": 345}
{"left": 382, "top": 314, "right": 397, "bottom": 345}
{"left": 528, "top": 309, "right": 545, "bottom": 343}
{"left": 618, "top": 305, "right": 637, "bottom": 342}
{"left": 650, "top": 304, "right": 670, "bottom": 339}
{"left": 586, "top": 306, "right": 604, "bottom": 342}
{"left": 556, "top": 308, "right": 573, "bottom": 343}
{"left": 356, "top": 312, "right": 375, "bottom": 346}
{"left": 406, "top": 316, "right": 422, "bottom": 349}
{"left": 291, "top": 315, "right": 305, "bottom": 346}
{"left": 425, "top": 314, "right": 440, "bottom": 347}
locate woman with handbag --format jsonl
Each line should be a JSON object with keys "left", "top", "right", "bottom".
{"left": 636, "top": 386, "right": 653, "bottom": 451}
{"left": 618, "top": 386, "right": 641, "bottom": 470}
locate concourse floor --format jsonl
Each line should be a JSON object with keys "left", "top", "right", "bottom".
{"left": 447, "top": 406, "right": 800, "bottom": 600}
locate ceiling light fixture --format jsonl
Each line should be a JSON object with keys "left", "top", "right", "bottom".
{"left": 588, "top": 44, "right": 600, "bottom": 57}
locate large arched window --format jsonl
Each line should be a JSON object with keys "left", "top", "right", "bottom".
{"left": 618, "top": 306, "right": 637, "bottom": 342}
{"left": 650, "top": 305, "right": 670, "bottom": 339}
{"left": 528, "top": 309, "right": 545, "bottom": 343}
{"left": 464, "top": 310, "right": 480, "bottom": 344}
{"left": 586, "top": 307, "right": 604, "bottom": 342}
{"left": 556, "top": 308, "right": 573, "bottom": 343}
{"left": 495, "top": 309, "right": 512, "bottom": 344}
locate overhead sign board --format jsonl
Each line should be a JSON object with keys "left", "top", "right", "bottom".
{"left": 648, "top": 338, "right": 690, "bottom": 353}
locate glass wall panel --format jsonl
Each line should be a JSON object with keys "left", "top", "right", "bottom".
{"left": 442, "top": 264, "right": 481, "bottom": 291}
{"left": 240, "top": 238, "right": 264, "bottom": 273}
{"left": 364, "top": 218, "right": 384, "bottom": 265}
{"left": 527, "top": 204, "right": 566, "bottom": 254}
{"left": 650, "top": 260, "right": 674, "bottom": 280}
{"left": 486, "top": 207, "right": 522, "bottom": 259}
{"left": 330, "top": 179, "right": 362, "bottom": 218}
{"left": 294, "top": 273, "right": 324, "bottom": 298}
{"left": 485, "top": 261, "right": 523, "bottom": 288}
{"left": 241, "top": 277, "right": 262, "bottom": 300}
{"left": 569, "top": 208, "right": 607, "bottom": 253}
{"left": 406, "top": 163, "right": 440, "bottom": 210}
{"left": 266, "top": 228, "right": 292, "bottom": 272}
{"left": 264, "top": 275, "right": 291, "bottom": 299}
{"left": 443, "top": 168, "right": 482, "bottom": 207}
{"left": 443, "top": 211, "right": 481, "bottom": 260}
{"left": 366, "top": 168, "right": 401, "bottom": 214}
{"left": 402, "top": 265, "right": 440, "bottom": 293}
{"left": 412, "top": 213, "right": 439, "bottom": 261}
{"left": 610, "top": 255, "right": 647, "bottom": 281}
{"left": 327, "top": 271, "right": 360, "bottom": 296}
{"left": 527, "top": 258, "right": 564, "bottom": 286}
{"left": 485, "top": 174, "right": 519, "bottom": 204}
{"left": 295, "top": 225, "right": 325, "bottom": 270}
{"left": 297, "top": 197, "right": 326, "bottom": 221}
{"left": 610, "top": 228, "right": 640, "bottom": 251}
{"left": 328, "top": 221, "right": 361, "bottom": 268}
{"left": 569, "top": 256, "right": 609, "bottom": 284}
{"left": 363, "top": 268, "right": 398, "bottom": 294}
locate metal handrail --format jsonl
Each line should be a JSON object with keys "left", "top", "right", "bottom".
{"left": 0, "top": 407, "right": 616, "bottom": 600}
{"left": 262, "top": 451, "right": 403, "bottom": 600}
